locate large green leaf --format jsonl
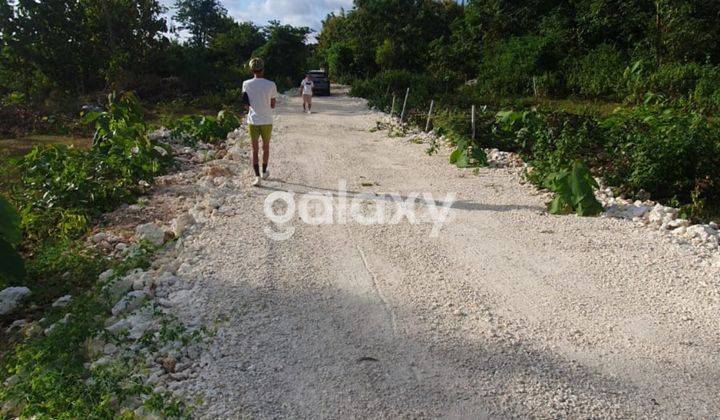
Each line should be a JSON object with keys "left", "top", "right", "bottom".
{"left": 454, "top": 149, "right": 469, "bottom": 168}
{"left": 548, "top": 195, "right": 573, "bottom": 214}
{"left": 544, "top": 163, "right": 601, "bottom": 216}
{"left": 0, "top": 196, "right": 21, "bottom": 245}
{"left": 569, "top": 162, "right": 602, "bottom": 216}
{"left": 545, "top": 169, "right": 573, "bottom": 215}
{"left": 449, "top": 148, "right": 461, "bottom": 164}
{"left": 470, "top": 147, "right": 488, "bottom": 166}
{"left": 0, "top": 238, "right": 25, "bottom": 283}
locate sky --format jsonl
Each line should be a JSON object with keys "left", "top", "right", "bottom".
{"left": 161, "top": 0, "right": 354, "bottom": 39}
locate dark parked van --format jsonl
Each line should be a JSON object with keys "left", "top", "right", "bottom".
{"left": 308, "top": 70, "right": 330, "bottom": 96}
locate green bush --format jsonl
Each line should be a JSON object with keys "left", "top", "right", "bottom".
{"left": 24, "top": 240, "right": 107, "bottom": 304}
{"left": 493, "top": 105, "right": 720, "bottom": 213}
{"left": 14, "top": 93, "right": 172, "bottom": 242}
{"left": 623, "top": 61, "right": 720, "bottom": 112}
{"left": 601, "top": 106, "right": 720, "bottom": 203}
{"left": 476, "top": 36, "right": 556, "bottom": 97}
{"left": 568, "top": 44, "right": 626, "bottom": 99}
{"left": 350, "top": 70, "right": 435, "bottom": 112}
{"left": 693, "top": 66, "right": 720, "bottom": 112}
{"left": 0, "top": 196, "right": 24, "bottom": 289}
{"left": 650, "top": 62, "right": 703, "bottom": 98}
{"left": 167, "top": 110, "right": 241, "bottom": 144}
{"left": 326, "top": 42, "right": 355, "bottom": 83}
{"left": 432, "top": 109, "right": 470, "bottom": 142}
{"left": 517, "top": 112, "right": 607, "bottom": 186}
{"left": 543, "top": 161, "right": 603, "bottom": 216}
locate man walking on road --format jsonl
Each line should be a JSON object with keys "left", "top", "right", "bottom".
{"left": 300, "top": 74, "right": 314, "bottom": 113}
{"left": 242, "top": 58, "right": 278, "bottom": 187}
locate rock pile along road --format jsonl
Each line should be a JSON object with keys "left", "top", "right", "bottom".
{"left": 169, "top": 89, "right": 720, "bottom": 418}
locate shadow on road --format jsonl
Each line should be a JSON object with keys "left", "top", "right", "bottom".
{"left": 192, "top": 263, "right": 659, "bottom": 418}
{"left": 259, "top": 181, "right": 544, "bottom": 213}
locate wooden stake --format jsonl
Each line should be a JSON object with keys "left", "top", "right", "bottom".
{"left": 425, "top": 100, "right": 434, "bottom": 132}
{"left": 471, "top": 104, "right": 476, "bottom": 141}
{"left": 390, "top": 94, "right": 396, "bottom": 116}
{"left": 400, "top": 87, "right": 410, "bottom": 123}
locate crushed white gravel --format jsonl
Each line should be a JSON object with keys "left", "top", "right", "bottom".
{"left": 153, "top": 90, "right": 720, "bottom": 418}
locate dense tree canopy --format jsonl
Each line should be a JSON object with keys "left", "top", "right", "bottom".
{"left": 254, "top": 21, "right": 311, "bottom": 86}
{"left": 2, "top": 0, "right": 719, "bottom": 111}
{"left": 0, "top": 0, "right": 312, "bottom": 102}
{"left": 0, "top": 0, "right": 167, "bottom": 95}
{"left": 317, "top": 0, "right": 720, "bottom": 106}
{"left": 173, "top": 0, "right": 229, "bottom": 46}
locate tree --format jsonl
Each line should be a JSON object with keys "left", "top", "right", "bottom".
{"left": 0, "top": 0, "right": 167, "bottom": 95}
{"left": 1, "top": 0, "right": 90, "bottom": 93}
{"left": 326, "top": 42, "right": 354, "bottom": 82}
{"left": 317, "top": 0, "right": 463, "bottom": 79}
{"left": 254, "top": 21, "right": 311, "bottom": 88}
{"left": 209, "top": 21, "right": 266, "bottom": 89}
{"left": 82, "top": 0, "right": 168, "bottom": 87}
{"left": 173, "top": 0, "right": 228, "bottom": 46}
{"left": 210, "top": 21, "right": 265, "bottom": 65}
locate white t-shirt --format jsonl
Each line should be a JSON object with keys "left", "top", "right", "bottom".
{"left": 300, "top": 79, "right": 314, "bottom": 96}
{"left": 242, "top": 78, "right": 278, "bottom": 125}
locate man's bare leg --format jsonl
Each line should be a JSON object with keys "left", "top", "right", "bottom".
{"left": 261, "top": 138, "right": 270, "bottom": 178}
{"left": 251, "top": 137, "right": 261, "bottom": 186}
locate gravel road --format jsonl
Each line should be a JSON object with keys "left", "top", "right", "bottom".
{"left": 169, "top": 90, "right": 720, "bottom": 418}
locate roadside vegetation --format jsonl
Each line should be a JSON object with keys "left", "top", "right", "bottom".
{"left": 317, "top": 1, "right": 720, "bottom": 220}
{"left": 2, "top": 0, "right": 720, "bottom": 416}
{"left": 0, "top": 1, "right": 298, "bottom": 414}
{"left": 0, "top": 0, "right": 311, "bottom": 143}
{"left": 0, "top": 87, "right": 240, "bottom": 416}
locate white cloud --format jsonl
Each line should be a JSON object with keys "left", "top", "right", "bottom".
{"left": 162, "top": 0, "right": 353, "bottom": 37}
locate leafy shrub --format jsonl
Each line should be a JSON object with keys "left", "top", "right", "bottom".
{"left": 522, "top": 113, "right": 606, "bottom": 186}
{"left": 83, "top": 92, "right": 146, "bottom": 147}
{"left": 601, "top": 106, "right": 720, "bottom": 203}
{"left": 494, "top": 109, "right": 544, "bottom": 154}
{"left": 14, "top": 93, "right": 172, "bottom": 242}
{"left": 433, "top": 108, "right": 489, "bottom": 167}
{"left": 623, "top": 61, "right": 720, "bottom": 112}
{"left": 650, "top": 62, "right": 703, "bottom": 98}
{"left": 0, "top": 196, "right": 24, "bottom": 288}
{"left": 449, "top": 138, "right": 487, "bottom": 168}
{"left": 543, "top": 161, "right": 603, "bottom": 216}
{"left": 167, "top": 110, "right": 241, "bottom": 144}
{"left": 24, "top": 239, "right": 106, "bottom": 304}
{"left": 494, "top": 105, "right": 720, "bottom": 216}
{"left": 622, "top": 59, "right": 654, "bottom": 104}
{"left": 475, "top": 36, "right": 556, "bottom": 97}
{"left": 432, "top": 109, "right": 470, "bottom": 142}
{"left": 532, "top": 72, "right": 564, "bottom": 98}
{"left": 692, "top": 66, "right": 720, "bottom": 112}
{"left": 350, "top": 70, "right": 435, "bottom": 112}
{"left": 326, "top": 42, "right": 355, "bottom": 83}
{"left": 567, "top": 44, "right": 626, "bottom": 99}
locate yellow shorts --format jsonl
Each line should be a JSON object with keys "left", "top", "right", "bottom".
{"left": 248, "top": 124, "right": 272, "bottom": 142}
